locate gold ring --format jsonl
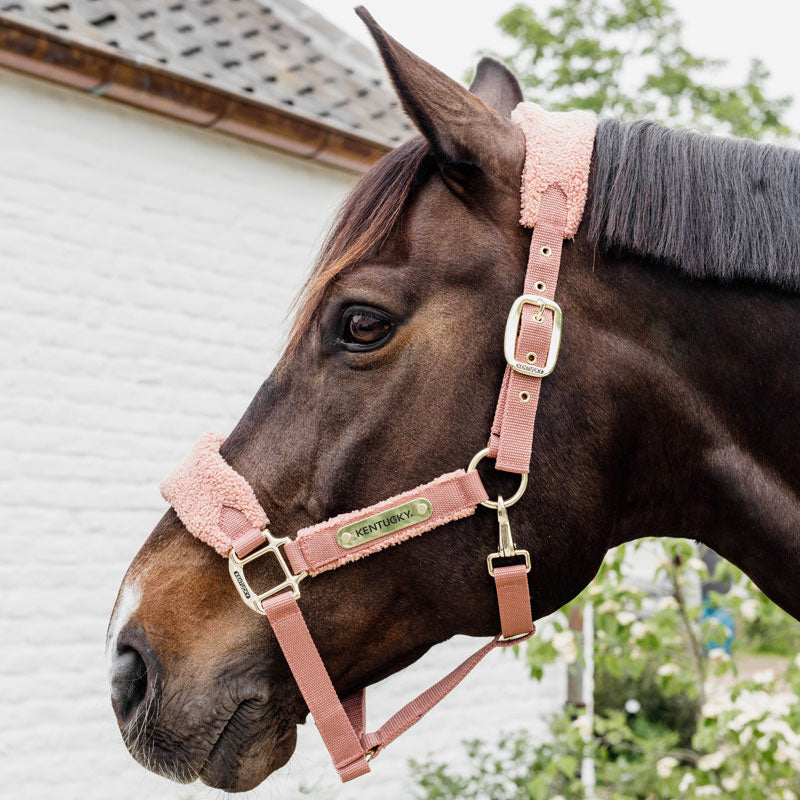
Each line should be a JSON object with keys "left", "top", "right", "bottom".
{"left": 467, "top": 447, "right": 528, "bottom": 508}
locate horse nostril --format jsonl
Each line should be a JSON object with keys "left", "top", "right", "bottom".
{"left": 110, "top": 628, "right": 161, "bottom": 724}
{"left": 112, "top": 647, "right": 148, "bottom": 721}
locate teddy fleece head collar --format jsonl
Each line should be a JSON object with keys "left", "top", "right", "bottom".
{"left": 159, "top": 102, "right": 596, "bottom": 784}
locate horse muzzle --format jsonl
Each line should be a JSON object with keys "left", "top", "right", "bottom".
{"left": 107, "top": 524, "right": 302, "bottom": 792}
{"left": 109, "top": 619, "right": 297, "bottom": 791}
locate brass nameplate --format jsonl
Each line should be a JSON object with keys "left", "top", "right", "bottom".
{"left": 337, "top": 498, "right": 433, "bottom": 549}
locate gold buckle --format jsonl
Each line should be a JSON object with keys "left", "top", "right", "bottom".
{"left": 504, "top": 294, "right": 563, "bottom": 377}
{"left": 486, "top": 496, "right": 531, "bottom": 577}
{"left": 228, "top": 529, "right": 307, "bottom": 615}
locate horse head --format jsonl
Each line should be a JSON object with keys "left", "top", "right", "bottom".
{"left": 106, "top": 6, "right": 800, "bottom": 793}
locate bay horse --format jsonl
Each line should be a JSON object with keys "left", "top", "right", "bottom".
{"left": 107, "top": 8, "right": 800, "bottom": 792}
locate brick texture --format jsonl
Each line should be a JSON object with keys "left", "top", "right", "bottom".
{"left": 0, "top": 69, "right": 565, "bottom": 799}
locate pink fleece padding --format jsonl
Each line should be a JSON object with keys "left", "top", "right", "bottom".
{"left": 510, "top": 102, "right": 597, "bottom": 238}
{"left": 285, "top": 470, "right": 488, "bottom": 577}
{"left": 160, "top": 433, "right": 268, "bottom": 556}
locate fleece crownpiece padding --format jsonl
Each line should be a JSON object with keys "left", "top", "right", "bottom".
{"left": 511, "top": 102, "right": 597, "bottom": 238}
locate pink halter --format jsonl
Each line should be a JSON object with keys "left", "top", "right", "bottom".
{"left": 161, "top": 103, "right": 597, "bottom": 782}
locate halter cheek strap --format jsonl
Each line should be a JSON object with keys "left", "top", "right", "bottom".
{"left": 160, "top": 103, "right": 596, "bottom": 783}
{"left": 488, "top": 104, "right": 596, "bottom": 473}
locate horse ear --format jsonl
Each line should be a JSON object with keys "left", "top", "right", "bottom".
{"left": 468, "top": 57, "right": 523, "bottom": 117}
{"left": 356, "top": 7, "right": 518, "bottom": 182}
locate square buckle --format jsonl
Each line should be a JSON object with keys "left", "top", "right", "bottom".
{"left": 504, "top": 294, "right": 563, "bottom": 377}
{"left": 228, "top": 530, "right": 307, "bottom": 615}
{"left": 486, "top": 549, "right": 532, "bottom": 577}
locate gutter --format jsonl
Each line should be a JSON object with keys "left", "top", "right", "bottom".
{"left": 0, "top": 16, "right": 392, "bottom": 174}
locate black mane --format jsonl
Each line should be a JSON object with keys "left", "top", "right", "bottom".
{"left": 590, "top": 119, "right": 800, "bottom": 293}
{"left": 296, "top": 118, "right": 800, "bottom": 347}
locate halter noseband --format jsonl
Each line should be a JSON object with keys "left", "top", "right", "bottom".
{"left": 160, "top": 103, "right": 597, "bottom": 782}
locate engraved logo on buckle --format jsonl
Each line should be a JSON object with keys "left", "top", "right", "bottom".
{"left": 232, "top": 570, "right": 251, "bottom": 599}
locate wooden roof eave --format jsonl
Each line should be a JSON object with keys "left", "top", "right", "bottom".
{"left": 0, "top": 15, "right": 392, "bottom": 174}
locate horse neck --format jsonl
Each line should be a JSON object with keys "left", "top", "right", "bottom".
{"left": 590, "top": 250, "right": 800, "bottom": 617}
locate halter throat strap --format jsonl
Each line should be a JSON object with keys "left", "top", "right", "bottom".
{"left": 160, "top": 103, "right": 597, "bottom": 783}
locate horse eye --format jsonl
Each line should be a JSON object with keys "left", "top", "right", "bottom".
{"left": 340, "top": 308, "right": 393, "bottom": 350}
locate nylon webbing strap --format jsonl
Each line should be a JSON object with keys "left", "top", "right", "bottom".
{"left": 494, "top": 563, "right": 534, "bottom": 638}
{"left": 263, "top": 587, "right": 534, "bottom": 782}
{"left": 488, "top": 185, "right": 568, "bottom": 474}
{"left": 354, "top": 629, "right": 531, "bottom": 755}
{"left": 262, "top": 592, "right": 371, "bottom": 781}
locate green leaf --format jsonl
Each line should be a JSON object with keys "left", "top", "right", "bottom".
{"left": 481, "top": 0, "right": 796, "bottom": 141}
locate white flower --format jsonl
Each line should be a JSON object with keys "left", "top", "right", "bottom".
{"left": 656, "top": 756, "right": 678, "bottom": 779}
{"left": 696, "top": 787, "right": 721, "bottom": 797}
{"left": 794, "top": 653, "right": 800, "bottom": 670}
{"left": 775, "top": 742, "right": 792, "bottom": 762}
{"left": 588, "top": 584, "right": 603, "bottom": 597}
{"left": 708, "top": 647, "right": 730, "bottom": 664}
{"left": 756, "top": 717, "right": 800, "bottom": 745}
{"left": 552, "top": 630, "right": 578, "bottom": 664}
{"left": 732, "top": 689, "right": 798, "bottom": 726}
{"left": 783, "top": 790, "right": 798, "bottom": 800}
{"left": 756, "top": 735, "right": 772, "bottom": 752}
{"left": 678, "top": 773, "right": 696, "bottom": 793}
{"left": 571, "top": 713, "right": 593, "bottom": 742}
{"left": 630, "top": 621, "right": 649, "bottom": 640}
{"left": 730, "top": 690, "right": 771, "bottom": 729}
{"left": 597, "top": 599, "right": 621, "bottom": 614}
{"left": 625, "top": 698, "right": 642, "bottom": 715}
{"left": 697, "top": 751, "right": 726, "bottom": 771}
{"left": 657, "top": 663, "right": 680, "bottom": 677}
{"left": 739, "top": 726, "right": 753, "bottom": 745}
{"left": 688, "top": 557, "right": 708, "bottom": 573}
{"left": 616, "top": 610, "right": 637, "bottom": 627}
{"left": 775, "top": 741, "right": 800, "bottom": 769}
{"left": 740, "top": 598, "right": 759, "bottom": 621}
{"left": 721, "top": 774, "right": 741, "bottom": 792}
{"left": 753, "top": 668, "right": 775, "bottom": 685}
{"left": 774, "top": 691, "right": 800, "bottom": 715}
{"left": 701, "top": 691, "right": 730, "bottom": 719}
{"left": 657, "top": 595, "right": 679, "bottom": 611}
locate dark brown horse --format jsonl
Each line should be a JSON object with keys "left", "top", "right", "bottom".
{"left": 107, "top": 8, "right": 800, "bottom": 792}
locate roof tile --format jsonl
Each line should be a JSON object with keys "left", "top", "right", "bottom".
{"left": 0, "top": 0, "right": 414, "bottom": 146}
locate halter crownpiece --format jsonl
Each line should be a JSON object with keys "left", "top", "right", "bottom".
{"left": 161, "top": 103, "right": 597, "bottom": 782}
{"left": 511, "top": 103, "right": 597, "bottom": 237}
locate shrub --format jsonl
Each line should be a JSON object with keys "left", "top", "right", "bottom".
{"left": 411, "top": 540, "right": 800, "bottom": 800}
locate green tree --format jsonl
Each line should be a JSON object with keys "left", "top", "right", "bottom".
{"left": 486, "top": 0, "right": 794, "bottom": 140}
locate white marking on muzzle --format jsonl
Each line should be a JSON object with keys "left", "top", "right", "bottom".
{"left": 106, "top": 580, "right": 141, "bottom": 678}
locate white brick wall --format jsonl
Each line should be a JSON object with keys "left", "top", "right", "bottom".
{"left": 0, "top": 69, "right": 565, "bottom": 799}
